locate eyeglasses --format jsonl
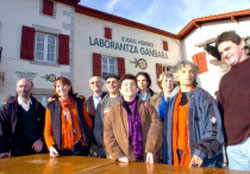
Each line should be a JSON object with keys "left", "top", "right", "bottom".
{"left": 106, "top": 81, "right": 117, "bottom": 84}
{"left": 17, "top": 85, "right": 31, "bottom": 88}
{"left": 90, "top": 81, "right": 101, "bottom": 85}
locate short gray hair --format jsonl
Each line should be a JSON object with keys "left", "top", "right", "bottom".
{"left": 174, "top": 60, "right": 198, "bottom": 86}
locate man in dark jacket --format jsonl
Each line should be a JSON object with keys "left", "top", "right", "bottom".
{"left": 86, "top": 76, "right": 107, "bottom": 157}
{"left": 86, "top": 76, "right": 107, "bottom": 120}
{"left": 0, "top": 78, "right": 46, "bottom": 158}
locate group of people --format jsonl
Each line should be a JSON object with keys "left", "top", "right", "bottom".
{"left": 0, "top": 31, "right": 249, "bottom": 171}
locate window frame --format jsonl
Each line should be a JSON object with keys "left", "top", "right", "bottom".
{"left": 101, "top": 56, "right": 117, "bottom": 78}
{"left": 35, "top": 31, "right": 57, "bottom": 63}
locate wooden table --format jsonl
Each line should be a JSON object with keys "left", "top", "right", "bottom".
{"left": 0, "top": 154, "right": 248, "bottom": 174}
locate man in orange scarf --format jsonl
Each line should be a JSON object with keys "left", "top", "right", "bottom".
{"left": 162, "top": 60, "right": 224, "bottom": 168}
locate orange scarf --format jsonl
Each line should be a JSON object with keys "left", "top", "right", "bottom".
{"left": 59, "top": 97, "right": 81, "bottom": 150}
{"left": 172, "top": 89, "right": 194, "bottom": 166}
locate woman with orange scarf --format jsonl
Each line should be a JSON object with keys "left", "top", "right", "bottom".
{"left": 44, "top": 76, "right": 92, "bottom": 157}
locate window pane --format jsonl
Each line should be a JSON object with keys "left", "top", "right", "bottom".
{"left": 48, "top": 44, "right": 54, "bottom": 53}
{"left": 37, "top": 43, "right": 44, "bottom": 51}
{"left": 103, "top": 65, "right": 107, "bottom": 72}
{"left": 36, "top": 52, "right": 43, "bottom": 60}
{"left": 102, "top": 58, "right": 107, "bottom": 64}
{"left": 47, "top": 53, "right": 54, "bottom": 62}
{"left": 37, "top": 34, "right": 44, "bottom": 42}
{"left": 109, "top": 58, "right": 115, "bottom": 64}
{"left": 48, "top": 35, "right": 55, "bottom": 44}
{"left": 109, "top": 66, "right": 114, "bottom": 73}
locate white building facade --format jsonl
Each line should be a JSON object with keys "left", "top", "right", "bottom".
{"left": 0, "top": 0, "right": 77, "bottom": 106}
{"left": 74, "top": 6, "right": 181, "bottom": 96}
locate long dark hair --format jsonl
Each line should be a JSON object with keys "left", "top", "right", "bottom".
{"left": 135, "top": 71, "right": 152, "bottom": 88}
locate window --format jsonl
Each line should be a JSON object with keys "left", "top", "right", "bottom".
{"left": 163, "top": 41, "right": 168, "bottom": 51}
{"left": 42, "top": 0, "right": 54, "bottom": 16}
{"left": 35, "top": 32, "right": 57, "bottom": 63}
{"left": 104, "top": 27, "right": 112, "bottom": 40}
{"left": 92, "top": 53, "right": 125, "bottom": 77}
{"left": 156, "top": 63, "right": 172, "bottom": 79}
{"left": 20, "top": 26, "right": 69, "bottom": 65}
{"left": 102, "top": 56, "right": 116, "bottom": 78}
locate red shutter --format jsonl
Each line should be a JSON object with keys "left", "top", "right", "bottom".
{"left": 20, "top": 26, "right": 35, "bottom": 61}
{"left": 117, "top": 57, "right": 125, "bottom": 76}
{"left": 58, "top": 34, "right": 69, "bottom": 65}
{"left": 93, "top": 53, "right": 102, "bottom": 76}
{"left": 163, "top": 41, "right": 168, "bottom": 51}
{"left": 192, "top": 52, "right": 208, "bottom": 74}
{"left": 156, "top": 63, "right": 163, "bottom": 79}
{"left": 192, "top": 54, "right": 199, "bottom": 66}
{"left": 43, "top": 0, "right": 54, "bottom": 16}
{"left": 198, "top": 52, "right": 208, "bottom": 73}
{"left": 105, "top": 27, "right": 112, "bottom": 40}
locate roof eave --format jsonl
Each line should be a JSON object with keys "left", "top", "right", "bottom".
{"left": 177, "top": 9, "right": 250, "bottom": 40}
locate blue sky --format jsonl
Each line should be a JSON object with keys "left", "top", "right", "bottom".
{"left": 79, "top": 0, "right": 250, "bottom": 34}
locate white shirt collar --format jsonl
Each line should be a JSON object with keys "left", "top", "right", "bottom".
{"left": 17, "top": 96, "right": 32, "bottom": 111}
{"left": 93, "top": 95, "right": 102, "bottom": 109}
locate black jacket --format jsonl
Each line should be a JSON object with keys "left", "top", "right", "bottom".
{"left": 0, "top": 96, "right": 45, "bottom": 156}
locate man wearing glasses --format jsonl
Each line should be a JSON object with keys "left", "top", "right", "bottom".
{"left": 86, "top": 76, "right": 107, "bottom": 157}
{"left": 94, "top": 74, "right": 120, "bottom": 158}
{"left": 0, "top": 78, "right": 46, "bottom": 158}
{"left": 86, "top": 76, "right": 107, "bottom": 121}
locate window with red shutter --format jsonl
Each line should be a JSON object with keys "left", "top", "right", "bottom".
{"left": 43, "top": 0, "right": 54, "bottom": 16}
{"left": 58, "top": 34, "right": 69, "bottom": 65}
{"left": 105, "top": 27, "right": 112, "bottom": 40}
{"left": 20, "top": 26, "right": 35, "bottom": 61}
{"left": 117, "top": 57, "right": 125, "bottom": 76}
{"left": 93, "top": 53, "right": 102, "bottom": 76}
{"left": 163, "top": 41, "right": 168, "bottom": 51}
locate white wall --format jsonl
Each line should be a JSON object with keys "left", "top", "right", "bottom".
{"left": 181, "top": 18, "right": 250, "bottom": 95}
{"left": 0, "top": 0, "right": 74, "bottom": 101}
{"left": 74, "top": 14, "right": 181, "bottom": 97}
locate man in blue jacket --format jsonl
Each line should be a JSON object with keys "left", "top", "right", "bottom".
{"left": 162, "top": 60, "right": 224, "bottom": 168}
{"left": 0, "top": 78, "right": 46, "bottom": 158}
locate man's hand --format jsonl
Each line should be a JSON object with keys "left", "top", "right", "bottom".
{"left": 145, "top": 152, "right": 154, "bottom": 164}
{"left": 49, "top": 146, "right": 59, "bottom": 157}
{"left": 118, "top": 156, "right": 129, "bottom": 162}
{"left": 189, "top": 154, "right": 203, "bottom": 167}
{"left": 0, "top": 152, "right": 11, "bottom": 158}
{"left": 32, "top": 140, "right": 43, "bottom": 152}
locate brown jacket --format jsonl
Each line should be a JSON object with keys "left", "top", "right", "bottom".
{"left": 103, "top": 99, "right": 163, "bottom": 161}
{"left": 150, "top": 92, "right": 163, "bottom": 112}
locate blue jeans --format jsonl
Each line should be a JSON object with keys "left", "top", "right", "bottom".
{"left": 227, "top": 136, "right": 250, "bottom": 171}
